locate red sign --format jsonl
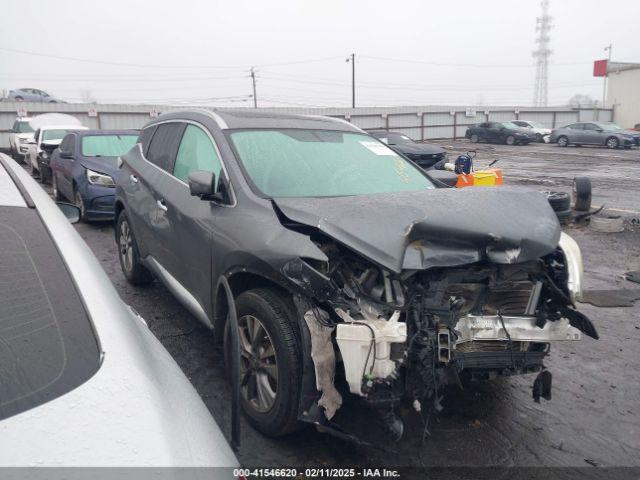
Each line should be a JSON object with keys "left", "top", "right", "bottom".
{"left": 593, "top": 59, "right": 608, "bottom": 77}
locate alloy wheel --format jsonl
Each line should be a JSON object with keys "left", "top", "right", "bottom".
{"left": 607, "top": 137, "right": 619, "bottom": 149}
{"left": 119, "top": 220, "right": 133, "bottom": 273}
{"left": 238, "top": 314, "right": 278, "bottom": 413}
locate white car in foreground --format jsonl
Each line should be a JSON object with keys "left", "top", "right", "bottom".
{"left": 513, "top": 120, "right": 552, "bottom": 143}
{"left": 0, "top": 153, "right": 238, "bottom": 470}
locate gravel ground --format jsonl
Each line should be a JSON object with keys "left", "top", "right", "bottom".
{"left": 16, "top": 141, "right": 640, "bottom": 472}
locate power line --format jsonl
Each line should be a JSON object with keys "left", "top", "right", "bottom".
{"left": 0, "top": 47, "right": 343, "bottom": 70}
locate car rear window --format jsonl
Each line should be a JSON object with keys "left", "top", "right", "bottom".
{"left": 81, "top": 134, "right": 138, "bottom": 157}
{"left": 0, "top": 206, "right": 100, "bottom": 421}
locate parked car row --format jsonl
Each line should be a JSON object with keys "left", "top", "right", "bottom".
{"left": 464, "top": 119, "right": 639, "bottom": 149}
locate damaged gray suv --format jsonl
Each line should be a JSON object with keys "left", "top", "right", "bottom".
{"left": 115, "top": 109, "right": 598, "bottom": 439}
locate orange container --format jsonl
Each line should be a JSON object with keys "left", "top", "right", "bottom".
{"left": 455, "top": 168, "right": 503, "bottom": 188}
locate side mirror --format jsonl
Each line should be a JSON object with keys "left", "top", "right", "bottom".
{"left": 60, "top": 151, "right": 74, "bottom": 159}
{"left": 27, "top": 139, "right": 36, "bottom": 145}
{"left": 596, "top": 128, "right": 603, "bottom": 133}
{"left": 57, "top": 202, "right": 81, "bottom": 223}
{"left": 188, "top": 170, "right": 216, "bottom": 199}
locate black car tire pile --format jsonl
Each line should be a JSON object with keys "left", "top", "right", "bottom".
{"left": 543, "top": 191, "right": 572, "bottom": 224}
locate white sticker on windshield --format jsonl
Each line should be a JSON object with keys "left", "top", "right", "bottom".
{"left": 360, "top": 141, "right": 398, "bottom": 156}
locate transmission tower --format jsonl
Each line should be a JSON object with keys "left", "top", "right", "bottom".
{"left": 532, "top": 0, "right": 553, "bottom": 107}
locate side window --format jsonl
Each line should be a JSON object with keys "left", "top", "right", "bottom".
{"left": 568, "top": 124, "right": 584, "bottom": 130}
{"left": 145, "top": 123, "right": 186, "bottom": 172}
{"left": 138, "top": 125, "right": 157, "bottom": 156}
{"left": 59, "top": 134, "right": 76, "bottom": 155}
{"left": 584, "top": 123, "right": 598, "bottom": 131}
{"left": 173, "top": 125, "right": 223, "bottom": 187}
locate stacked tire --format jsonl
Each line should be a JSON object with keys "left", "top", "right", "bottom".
{"left": 543, "top": 191, "right": 572, "bottom": 225}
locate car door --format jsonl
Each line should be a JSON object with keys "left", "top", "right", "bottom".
{"left": 581, "top": 123, "right": 603, "bottom": 145}
{"left": 151, "top": 122, "right": 230, "bottom": 324}
{"left": 123, "top": 122, "right": 185, "bottom": 261}
{"left": 565, "top": 123, "right": 584, "bottom": 143}
{"left": 487, "top": 122, "right": 503, "bottom": 143}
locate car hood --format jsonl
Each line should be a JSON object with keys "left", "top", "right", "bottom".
{"left": 392, "top": 143, "right": 446, "bottom": 156}
{"left": 80, "top": 156, "right": 119, "bottom": 176}
{"left": 274, "top": 187, "right": 561, "bottom": 272}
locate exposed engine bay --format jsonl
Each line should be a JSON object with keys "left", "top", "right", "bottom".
{"left": 284, "top": 229, "right": 598, "bottom": 440}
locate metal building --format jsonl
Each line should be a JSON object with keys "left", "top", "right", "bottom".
{"left": 606, "top": 62, "right": 640, "bottom": 129}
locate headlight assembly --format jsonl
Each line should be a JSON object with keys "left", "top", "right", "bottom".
{"left": 558, "top": 232, "right": 583, "bottom": 302}
{"left": 86, "top": 168, "right": 115, "bottom": 187}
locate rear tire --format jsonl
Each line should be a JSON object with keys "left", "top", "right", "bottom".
{"left": 224, "top": 288, "right": 302, "bottom": 437}
{"left": 557, "top": 136, "right": 569, "bottom": 147}
{"left": 573, "top": 177, "right": 592, "bottom": 212}
{"left": 116, "top": 210, "right": 152, "bottom": 285}
{"left": 470, "top": 134, "right": 479, "bottom": 143}
{"left": 505, "top": 135, "right": 516, "bottom": 146}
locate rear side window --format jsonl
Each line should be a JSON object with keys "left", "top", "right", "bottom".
{"left": 59, "top": 134, "right": 75, "bottom": 155}
{"left": 138, "top": 125, "right": 156, "bottom": 156}
{"left": 173, "top": 125, "right": 223, "bottom": 185}
{"left": 0, "top": 206, "right": 100, "bottom": 421}
{"left": 145, "top": 123, "right": 186, "bottom": 172}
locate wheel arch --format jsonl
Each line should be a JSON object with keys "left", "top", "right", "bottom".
{"left": 213, "top": 270, "right": 295, "bottom": 342}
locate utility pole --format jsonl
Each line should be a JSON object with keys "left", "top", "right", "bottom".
{"left": 346, "top": 53, "right": 355, "bottom": 108}
{"left": 250, "top": 67, "right": 257, "bottom": 108}
{"left": 532, "top": 0, "right": 552, "bottom": 107}
{"left": 603, "top": 44, "right": 612, "bottom": 107}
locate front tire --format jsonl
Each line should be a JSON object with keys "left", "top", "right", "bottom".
{"left": 470, "top": 133, "right": 479, "bottom": 143}
{"left": 225, "top": 288, "right": 302, "bottom": 437}
{"left": 116, "top": 210, "right": 152, "bottom": 285}
{"left": 505, "top": 135, "right": 516, "bottom": 146}
{"left": 606, "top": 136, "right": 620, "bottom": 149}
{"left": 557, "top": 136, "right": 569, "bottom": 147}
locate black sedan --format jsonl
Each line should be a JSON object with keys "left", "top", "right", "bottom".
{"left": 465, "top": 121, "right": 537, "bottom": 146}
{"left": 369, "top": 130, "right": 447, "bottom": 169}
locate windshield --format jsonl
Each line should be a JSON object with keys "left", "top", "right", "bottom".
{"left": 81, "top": 135, "right": 138, "bottom": 157}
{"left": 600, "top": 123, "right": 622, "bottom": 131}
{"left": 501, "top": 122, "right": 519, "bottom": 129}
{"left": 230, "top": 129, "right": 434, "bottom": 198}
{"left": 42, "top": 129, "right": 71, "bottom": 141}
{"left": 383, "top": 132, "right": 414, "bottom": 144}
{"left": 14, "top": 121, "right": 34, "bottom": 133}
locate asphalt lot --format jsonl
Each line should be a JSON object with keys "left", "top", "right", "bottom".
{"left": 17, "top": 141, "right": 640, "bottom": 471}
{"left": 444, "top": 140, "right": 640, "bottom": 214}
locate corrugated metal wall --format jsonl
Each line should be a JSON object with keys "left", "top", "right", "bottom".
{"left": 0, "top": 101, "right": 614, "bottom": 148}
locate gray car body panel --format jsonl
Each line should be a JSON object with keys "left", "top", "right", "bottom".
{"left": 551, "top": 122, "right": 640, "bottom": 146}
{"left": 0, "top": 154, "right": 238, "bottom": 468}
{"left": 274, "top": 187, "right": 561, "bottom": 273}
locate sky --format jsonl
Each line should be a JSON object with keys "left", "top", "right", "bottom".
{"left": 0, "top": 0, "right": 638, "bottom": 108}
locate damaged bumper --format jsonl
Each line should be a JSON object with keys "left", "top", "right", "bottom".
{"left": 454, "top": 314, "right": 582, "bottom": 343}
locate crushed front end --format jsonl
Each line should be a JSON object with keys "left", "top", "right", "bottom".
{"left": 276, "top": 188, "right": 598, "bottom": 440}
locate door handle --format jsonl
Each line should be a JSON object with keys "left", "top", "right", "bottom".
{"left": 156, "top": 199, "right": 168, "bottom": 212}
{"left": 130, "top": 174, "right": 138, "bottom": 184}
